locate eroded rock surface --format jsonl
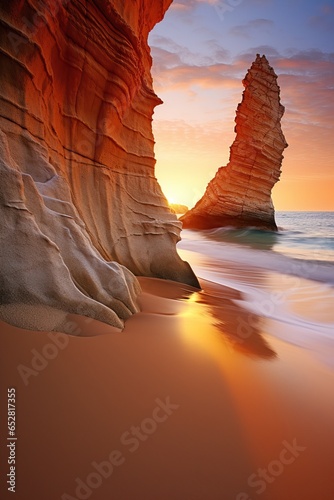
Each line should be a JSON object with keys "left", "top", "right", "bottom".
{"left": 0, "top": 0, "right": 198, "bottom": 331}
{"left": 181, "top": 54, "right": 288, "bottom": 231}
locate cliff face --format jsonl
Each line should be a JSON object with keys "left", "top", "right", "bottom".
{"left": 181, "top": 54, "right": 288, "bottom": 231}
{"left": 0, "top": 0, "right": 199, "bottom": 331}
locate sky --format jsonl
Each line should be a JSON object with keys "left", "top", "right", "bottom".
{"left": 149, "top": 0, "right": 334, "bottom": 211}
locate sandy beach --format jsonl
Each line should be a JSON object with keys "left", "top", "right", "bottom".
{"left": 1, "top": 0, "right": 333, "bottom": 499}
{"left": 1, "top": 270, "right": 334, "bottom": 500}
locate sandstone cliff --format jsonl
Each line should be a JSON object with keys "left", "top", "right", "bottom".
{"left": 0, "top": 0, "right": 199, "bottom": 332}
{"left": 181, "top": 54, "right": 288, "bottom": 231}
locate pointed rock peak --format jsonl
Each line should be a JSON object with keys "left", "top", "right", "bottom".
{"left": 255, "top": 53, "right": 269, "bottom": 64}
{"left": 181, "top": 54, "right": 288, "bottom": 232}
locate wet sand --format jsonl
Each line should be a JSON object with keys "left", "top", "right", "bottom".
{"left": 1, "top": 275, "right": 334, "bottom": 500}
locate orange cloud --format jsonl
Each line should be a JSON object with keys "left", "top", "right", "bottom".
{"left": 150, "top": 40, "right": 334, "bottom": 210}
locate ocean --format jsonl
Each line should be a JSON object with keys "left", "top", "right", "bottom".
{"left": 178, "top": 211, "right": 334, "bottom": 282}
{"left": 178, "top": 212, "right": 334, "bottom": 369}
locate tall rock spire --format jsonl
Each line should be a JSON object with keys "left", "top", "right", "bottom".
{"left": 181, "top": 54, "right": 288, "bottom": 231}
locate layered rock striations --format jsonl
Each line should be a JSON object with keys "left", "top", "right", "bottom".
{"left": 181, "top": 54, "right": 288, "bottom": 231}
{"left": 0, "top": 0, "right": 199, "bottom": 331}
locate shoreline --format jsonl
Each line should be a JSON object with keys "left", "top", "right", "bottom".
{"left": 1, "top": 273, "right": 334, "bottom": 499}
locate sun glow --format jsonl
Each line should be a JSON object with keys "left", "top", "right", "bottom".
{"left": 162, "top": 183, "right": 195, "bottom": 208}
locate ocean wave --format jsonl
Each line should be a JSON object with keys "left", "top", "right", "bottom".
{"left": 178, "top": 230, "right": 334, "bottom": 285}
{"left": 177, "top": 219, "right": 334, "bottom": 369}
{"left": 184, "top": 212, "right": 334, "bottom": 263}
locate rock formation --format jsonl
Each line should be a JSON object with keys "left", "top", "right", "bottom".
{"left": 169, "top": 204, "right": 189, "bottom": 215}
{"left": 181, "top": 54, "right": 288, "bottom": 231}
{"left": 0, "top": 0, "right": 199, "bottom": 332}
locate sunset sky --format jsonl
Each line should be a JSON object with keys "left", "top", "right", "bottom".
{"left": 149, "top": 0, "right": 334, "bottom": 211}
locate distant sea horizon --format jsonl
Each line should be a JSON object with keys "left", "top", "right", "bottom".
{"left": 178, "top": 211, "right": 334, "bottom": 286}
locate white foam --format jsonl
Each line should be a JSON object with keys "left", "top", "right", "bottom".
{"left": 177, "top": 231, "right": 334, "bottom": 369}
{"left": 178, "top": 231, "right": 334, "bottom": 284}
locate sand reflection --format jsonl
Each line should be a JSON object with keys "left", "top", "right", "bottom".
{"left": 194, "top": 280, "right": 277, "bottom": 359}
{"left": 139, "top": 276, "right": 277, "bottom": 360}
